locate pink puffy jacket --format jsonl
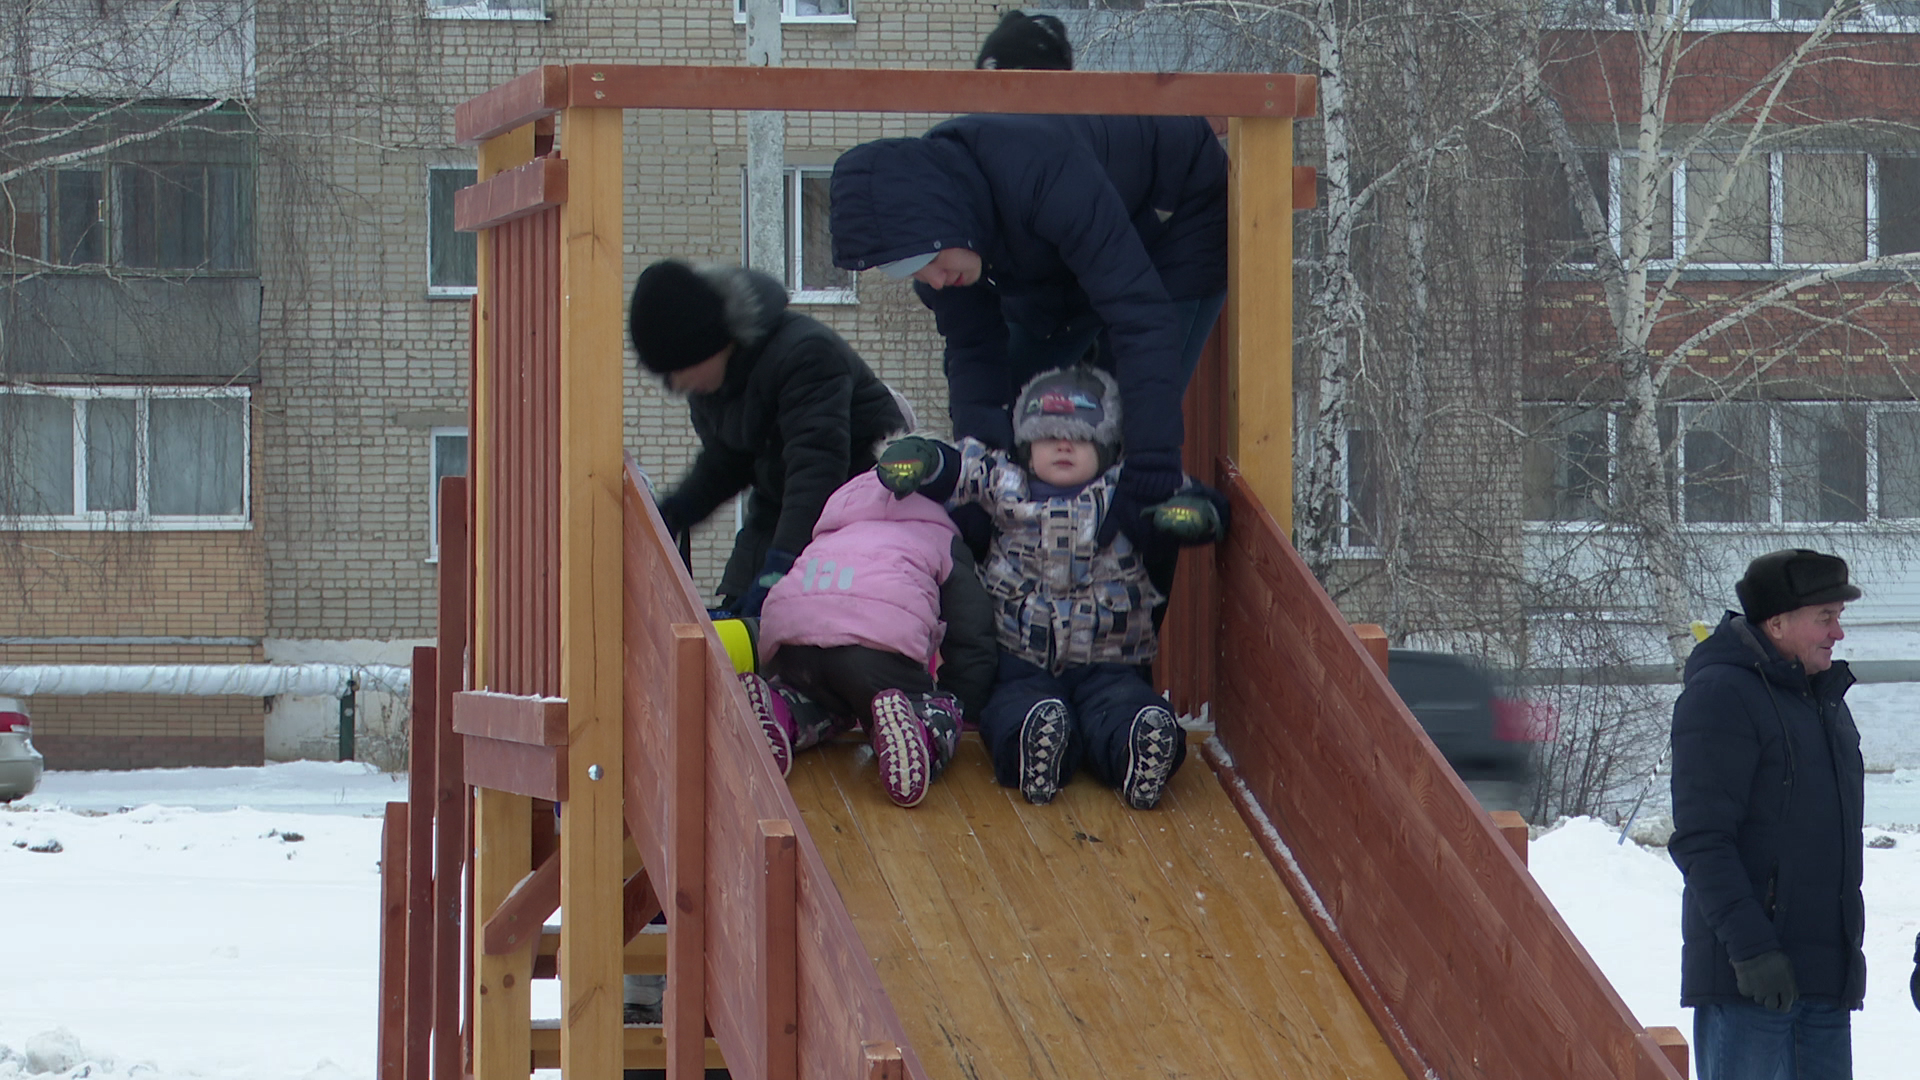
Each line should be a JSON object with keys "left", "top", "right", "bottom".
{"left": 758, "top": 472, "right": 959, "bottom": 665}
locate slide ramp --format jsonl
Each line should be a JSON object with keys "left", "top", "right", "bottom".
{"left": 789, "top": 733, "right": 1402, "bottom": 1080}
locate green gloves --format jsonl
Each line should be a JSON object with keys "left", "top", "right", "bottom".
{"left": 1146, "top": 493, "right": 1223, "bottom": 542}
{"left": 1732, "top": 950, "right": 1798, "bottom": 1013}
{"left": 876, "top": 437, "right": 943, "bottom": 499}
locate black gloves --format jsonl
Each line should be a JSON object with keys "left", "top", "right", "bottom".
{"left": 876, "top": 437, "right": 944, "bottom": 499}
{"left": 735, "top": 548, "right": 798, "bottom": 619}
{"left": 1732, "top": 950, "right": 1798, "bottom": 1013}
{"left": 1147, "top": 492, "right": 1224, "bottom": 543}
{"left": 1099, "top": 460, "right": 1183, "bottom": 548}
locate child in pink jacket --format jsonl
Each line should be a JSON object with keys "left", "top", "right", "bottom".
{"left": 742, "top": 470, "right": 997, "bottom": 807}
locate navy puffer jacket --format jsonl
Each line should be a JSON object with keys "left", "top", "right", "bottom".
{"left": 829, "top": 114, "right": 1227, "bottom": 474}
{"left": 1669, "top": 611, "right": 1865, "bottom": 1008}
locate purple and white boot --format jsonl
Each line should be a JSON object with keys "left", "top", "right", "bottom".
{"left": 913, "top": 692, "right": 963, "bottom": 780}
{"left": 869, "top": 689, "right": 934, "bottom": 808}
{"left": 739, "top": 673, "right": 796, "bottom": 777}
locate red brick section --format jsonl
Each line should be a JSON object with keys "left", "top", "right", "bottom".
{"left": 1528, "top": 279, "right": 1920, "bottom": 394}
{"left": 1546, "top": 31, "right": 1920, "bottom": 125}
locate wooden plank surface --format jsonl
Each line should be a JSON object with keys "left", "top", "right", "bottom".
{"left": 787, "top": 735, "right": 1405, "bottom": 1080}
{"left": 452, "top": 690, "right": 569, "bottom": 746}
{"left": 377, "top": 802, "right": 408, "bottom": 1080}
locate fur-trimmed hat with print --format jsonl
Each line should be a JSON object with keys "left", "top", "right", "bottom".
{"left": 1012, "top": 365, "right": 1122, "bottom": 469}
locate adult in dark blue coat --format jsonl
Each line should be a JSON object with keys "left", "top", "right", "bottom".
{"left": 828, "top": 114, "right": 1227, "bottom": 544}
{"left": 1670, "top": 548, "right": 1865, "bottom": 1080}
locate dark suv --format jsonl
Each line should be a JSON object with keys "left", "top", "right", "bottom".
{"left": 1386, "top": 650, "right": 1554, "bottom": 812}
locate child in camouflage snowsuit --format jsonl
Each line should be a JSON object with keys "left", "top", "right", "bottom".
{"left": 875, "top": 365, "right": 1227, "bottom": 809}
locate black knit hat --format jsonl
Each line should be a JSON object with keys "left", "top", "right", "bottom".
{"left": 629, "top": 260, "right": 732, "bottom": 374}
{"left": 976, "top": 11, "right": 1074, "bottom": 71}
{"left": 1736, "top": 548, "right": 1861, "bottom": 625}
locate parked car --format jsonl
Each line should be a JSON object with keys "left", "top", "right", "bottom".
{"left": 0, "top": 697, "right": 45, "bottom": 802}
{"left": 1386, "top": 650, "right": 1556, "bottom": 812}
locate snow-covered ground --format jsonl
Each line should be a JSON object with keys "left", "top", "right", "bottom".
{"left": 4, "top": 763, "right": 1917, "bottom": 1079}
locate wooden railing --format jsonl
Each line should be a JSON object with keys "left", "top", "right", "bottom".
{"left": 622, "top": 458, "right": 923, "bottom": 1080}
{"left": 1206, "top": 465, "right": 1685, "bottom": 1080}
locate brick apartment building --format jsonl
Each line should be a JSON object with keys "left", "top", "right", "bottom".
{"left": 0, "top": 0, "right": 1017, "bottom": 769}
{"left": 1523, "top": 8, "right": 1920, "bottom": 645}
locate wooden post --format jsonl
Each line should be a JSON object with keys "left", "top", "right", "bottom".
{"left": 760, "top": 819, "right": 798, "bottom": 1080}
{"left": 1649, "top": 1026, "right": 1689, "bottom": 1078}
{"left": 1489, "top": 810, "right": 1529, "bottom": 867}
{"left": 433, "top": 478, "right": 471, "bottom": 1080}
{"left": 470, "top": 121, "right": 539, "bottom": 1080}
{"left": 666, "top": 625, "right": 709, "bottom": 1080}
{"left": 862, "top": 1041, "right": 904, "bottom": 1080}
{"left": 1351, "top": 623, "right": 1388, "bottom": 675}
{"left": 555, "top": 103, "right": 626, "bottom": 1080}
{"left": 377, "top": 802, "right": 409, "bottom": 1080}
{"left": 404, "top": 647, "right": 437, "bottom": 1080}
{"left": 1227, "top": 115, "right": 1297, "bottom": 534}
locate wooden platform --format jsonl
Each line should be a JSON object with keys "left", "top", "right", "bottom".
{"left": 788, "top": 734, "right": 1406, "bottom": 1080}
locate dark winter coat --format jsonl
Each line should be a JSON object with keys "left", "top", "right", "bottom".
{"left": 829, "top": 114, "right": 1227, "bottom": 476}
{"left": 1669, "top": 611, "right": 1865, "bottom": 1009}
{"left": 654, "top": 267, "right": 905, "bottom": 599}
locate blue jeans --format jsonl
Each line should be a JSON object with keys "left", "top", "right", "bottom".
{"left": 1694, "top": 999, "right": 1852, "bottom": 1080}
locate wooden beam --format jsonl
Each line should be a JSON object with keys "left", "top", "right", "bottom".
{"left": 402, "top": 648, "right": 436, "bottom": 1080}
{"left": 1489, "top": 811, "right": 1530, "bottom": 868}
{"left": 377, "top": 802, "right": 408, "bottom": 1080}
{"left": 452, "top": 691, "right": 569, "bottom": 746}
{"left": 454, "top": 156, "right": 568, "bottom": 233}
{"left": 666, "top": 624, "right": 708, "bottom": 1080}
{"left": 760, "top": 819, "right": 798, "bottom": 1080}
{"left": 527, "top": 1025, "right": 725, "bottom": 1071}
{"left": 1649, "top": 1027, "right": 1689, "bottom": 1078}
{"left": 559, "top": 64, "right": 1313, "bottom": 120}
{"left": 1227, "top": 117, "right": 1297, "bottom": 536}
{"left": 1352, "top": 623, "right": 1389, "bottom": 676}
{"left": 456, "top": 66, "right": 569, "bottom": 147}
{"left": 862, "top": 1042, "right": 904, "bottom": 1080}
{"left": 432, "top": 480, "right": 470, "bottom": 1080}
{"left": 472, "top": 790, "right": 533, "bottom": 1080}
{"left": 481, "top": 849, "right": 561, "bottom": 956}
{"left": 555, "top": 102, "right": 627, "bottom": 1080}
{"left": 536, "top": 926, "right": 669, "bottom": 976}
{"left": 463, "top": 735, "right": 568, "bottom": 802}
{"left": 624, "top": 867, "right": 664, "bottom": 944}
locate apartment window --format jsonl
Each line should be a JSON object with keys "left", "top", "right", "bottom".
{"left": 427, "top": 0, "right": 548, "bottom": 19}
{"left": 429, "top": 428, "right": 469, "bottom": 561}
{"left": 1, "top": 106, "right": 255, "bottom": 274}
{"left": 1524, "top": 405, "right": 1611, "bottom": 522}
{"left": 1525, "top": 401, "right": 1920, "bottom": 525}
{"left": 429, "top": 168, "right": 478, "bottom": 296}
{"left": 732, "top": 0, "right": 855, "bottom": 23}
{"left": 1343, "top": 428, "right": 1383, "bottom": 550}
{"left": 1567, "top": 151, "right": 1908, "bottom": 267}
{"left": 742, "top": 166, "right": 857, "bottom": 303}
{"left": 0, "top": 386, "right": 249, "bottom": 528}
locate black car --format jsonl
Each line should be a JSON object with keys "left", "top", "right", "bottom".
{"left": 1386, "top": 650, "right": 1555, "bottom": 812}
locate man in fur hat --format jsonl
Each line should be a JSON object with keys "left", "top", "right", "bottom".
{"left": 629, "top": 258, "right": 905, "bottom": 616}
{"left": 1670, "top": 548, "right": 1866, "bottom": 1079}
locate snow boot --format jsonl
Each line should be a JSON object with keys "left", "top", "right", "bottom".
{"left": 1018, "top": 698, "right": 1070, "bottom": 805}
{"left": 869, "top": 689, "right": 934, "bottom": 808}
{"left": 912, "top": 692, "right": 963, "bottom": 780}
{"left": 738, "top": 673, "right": 795, "bottom": 776}
{"left": 1120, "top": 705, "right": 1180, "bottom": 810}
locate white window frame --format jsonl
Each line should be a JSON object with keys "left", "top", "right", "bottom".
{"left": 428, "top": 165, "right": 479, "bottom": 299}
{"left": 1579, "top": 150, "right": 1889, "bottom": 271}
{"left": 428, "top": 426, "right": 469, "bottom": 563}
{"left": 732, "top": 0, "right": 856, "bottom": 25}
{"left": 1523, "top": 400, "right": 1920, "bottom": 530}
{"left": 741, "top": 164, "right": 859, "bottom": 305}
{"left": 426, "top": 0, "right": 549, "bottom": 21}
{"left": 0, "top": 385, "right": 251, "bottom": 531}
{"left": 1605, "top": 1, "right": 1920, "bottom": 31}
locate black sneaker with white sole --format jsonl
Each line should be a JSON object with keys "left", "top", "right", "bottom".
{"left": 1121, "top": 705, "right": 1179, "bottom": 810}
{"left": 1018, "top": 698, "right": 1070, "bottom": 804}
